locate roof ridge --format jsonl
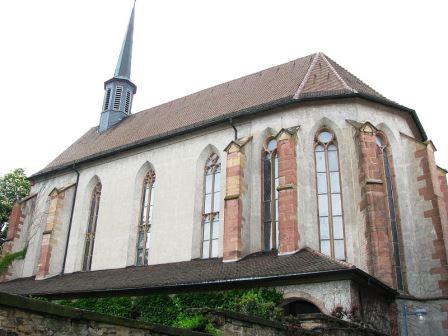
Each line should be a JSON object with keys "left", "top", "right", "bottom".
{"left": 293, "top": 52, "right": 319, "bottom": 99}
{"left": 320, "top": 53, "right": 356, "bottom": 93}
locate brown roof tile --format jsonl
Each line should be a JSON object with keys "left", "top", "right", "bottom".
{"left": 34, "top": 52, "right": 417, "bottom": 178}
{"left": 0, "top": 248, "right": 361, "bottom": 298}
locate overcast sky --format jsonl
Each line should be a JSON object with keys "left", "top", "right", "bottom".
{"left": 0, "top": 0, "right": 447, "bottom": 176}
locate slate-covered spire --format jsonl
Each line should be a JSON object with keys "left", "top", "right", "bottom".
{"left": 114, "top": 2, "right": 135, "bottom": 79}
{"left": 99, "top": 1, "right": 137, "bottom": 133}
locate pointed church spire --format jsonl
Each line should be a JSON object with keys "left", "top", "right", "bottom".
{"left": 114, "top": 1, "right": 135, "bottom": 79}
{"left": 99, "top": 1, "right": 137, "bottom": 133}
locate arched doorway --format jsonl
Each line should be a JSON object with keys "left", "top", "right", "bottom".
{"left": 281, "top": 299, "right": 321, "bottom": 316}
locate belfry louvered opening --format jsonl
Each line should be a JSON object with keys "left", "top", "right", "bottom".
{"left": 125, "top": 90, "right": 131, "bottom": 114}
{"left": 103, "top": 88, "right": 112, "bottom": 111}
{"left": 113, "top": 86, "right": 123, "bottom": 110}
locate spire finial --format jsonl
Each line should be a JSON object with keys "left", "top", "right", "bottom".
{"left": 114, "top": 2, "right": 136, "bottom": 79}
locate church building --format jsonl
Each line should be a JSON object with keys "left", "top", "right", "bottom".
{"left": 1, "top": 4, "right": 447, "bottom": 335}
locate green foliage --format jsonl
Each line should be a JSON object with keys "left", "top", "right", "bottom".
{"left": 231, "top": 289, "right": 284, "bottom": 321}
{"left": 204, "top": 321, "right": 223, "bottom": 336}
{"left": 173, "top": 314, "right": 222, "bottom": 335}
{"left": 0, "top": 249, "right": 27, "bottom": 275}
{"left": 55, "top": 288, "right": 284, "bottom": 330}
{"left": 57, "top": 296, "right": 135, "bottom": 318}
{"left": 0, "top": 168, "right": 31, "bottom": 247}
{"left": 174, "top": 314, "right": 206, "bottom": 329}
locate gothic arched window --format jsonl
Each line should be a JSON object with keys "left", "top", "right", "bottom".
{"left": 376, "top": 135, "right": 403, "bottom": 290}
{"left": 314, "top": 130, "right": 345, "bottom": 260}
{"left": 202, "top": 153, "right": 221, "bottom": 259}
{"left": 82, "top": 182, "right": 102, "bottom": 271}
{"left": 263, "top": 138, "right": 279, "bottom": 251}
{"left": 136, "top": 170, "right": 156, "bottom": 266}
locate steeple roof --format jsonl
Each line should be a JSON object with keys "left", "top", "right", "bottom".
{"left": 114, "top": 2, "right": 135, "bottom": 80}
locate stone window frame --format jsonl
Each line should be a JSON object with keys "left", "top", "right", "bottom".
{"left": 201, "top": 153, "right": 221, "bottom": 259}
{"left": 262, "top": 136, "right": 279, "bottom": 251}
{"left": 313, "top": 128, "right": 347, "bottom": 261}
{"left": 82, "top": 182, "right": 102, "bottom": 271}
{"left": 135, "top": 170, "right": 156, "bottom": 266}
{"left": 375, "top": 132, "right": 406, "bottom": 291}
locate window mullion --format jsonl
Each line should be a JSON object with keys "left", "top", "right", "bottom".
{"left": 138, "top": 182, "right": 146, "bottom": 266}
{"left": 144, "top": 184, "right": 152, "bottom": 264}
{"left": 325, "top": 145, "right": 335, "bottom": 258}
{"left": 210, "top": 172, "right": 215, "bottom": 256}
{"left": 271, "top": 155, "right": 276, "bottom": 249}
{"left": 89, "top": 194, "right": 99, "bottom": 261}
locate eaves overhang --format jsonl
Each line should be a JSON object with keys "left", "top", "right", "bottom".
{"left": 0, "top": 268, "right": 396, "bottom": 300}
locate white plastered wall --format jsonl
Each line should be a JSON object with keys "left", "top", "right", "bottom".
{"left": 23, "top": 99, "right": 419, "bottom": 281}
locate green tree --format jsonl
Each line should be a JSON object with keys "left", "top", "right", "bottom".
{"left": 0, "top": 168, "right": 31, "bottom": 248}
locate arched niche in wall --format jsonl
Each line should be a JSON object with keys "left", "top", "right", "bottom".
{"left": 279, "top": 298, "right": 322, "bottom": 316}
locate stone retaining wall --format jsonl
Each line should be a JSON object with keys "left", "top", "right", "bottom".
{"left": 0, "top": 292, "right": 389, "bottom": 336}
{"left": 0, "top": 292, "right": 205, "bottom": 336}
{"left": 203, "top": 310, "right": 388, "bottom": 336}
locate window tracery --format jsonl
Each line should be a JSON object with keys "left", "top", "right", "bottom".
{"left": 202, "top": 153, "right": 221, "bottom": 258}
{"left": 314, "top": 130, "right": 345, "bottom": 260}
{"left": 136, "top": 170, "right": 156, "bottom": 266}
{"left": 82, "top": 182, "right": 102, "bottom": 271}
{"left": 263, "top": 138, "right": 279, "bottom": 251}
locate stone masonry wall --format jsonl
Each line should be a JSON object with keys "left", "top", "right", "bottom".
{"left": 0, "top": 293, "right": 203, "bottom": 336}
{"left": 0, "top": 293, "right": 387, "bottom": 336}
{"left": 223, "top": 138, "right": 250, "bottom": 261}
{"left": 36, "top": 184, "right": 75, "bottom": 279}
{"left": 204, "top": 310, "right": 388, "bottom": 336}
{"left": 36, "top": 189, "right": 64, "bottom": 279}
{"left": 276, "top": 128, "right": 300, "bottom": 255}
{"left": 1, "top": 195, "right": 37, "bottom": 282}
{"left": 356, "top": 123, "right": 395, "bottom": 288}
{"left": 414, "top": 142, "right": 448, "bottom": 297}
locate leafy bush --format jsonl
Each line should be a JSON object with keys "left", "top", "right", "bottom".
{"left": 231, "top": 289, "right": 284, "bottom": 321}
{"left": 0, "top": 249, "right": 26, "bottom": 275}
{"left": 174, "top": 314, "right": 206, "bottom": 329}
{"left": 55, "top": 288, "right": 284, "bottom": 329}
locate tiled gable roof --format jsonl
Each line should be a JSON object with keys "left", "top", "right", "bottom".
{"left": 34, "top": 52, "right": 423, "bottom": 178}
